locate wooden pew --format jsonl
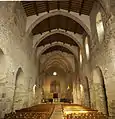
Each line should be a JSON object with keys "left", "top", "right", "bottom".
{"left": 62, "top": 104, "right": 108, "bottom": 119}
{"left": 4, "top": 104, "right": 55, "bottom": 119}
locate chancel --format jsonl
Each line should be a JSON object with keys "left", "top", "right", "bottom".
{"left": 0, "top": 0, "right": 115, "bottom": 119}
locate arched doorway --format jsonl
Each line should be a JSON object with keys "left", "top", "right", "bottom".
{"left": 13, "top": 68, "right": 28, "bottom": 111}
{"left": 93, "top": 66, "right": 108, "bottom": 115}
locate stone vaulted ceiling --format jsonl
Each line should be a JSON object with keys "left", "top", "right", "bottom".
{"left": 22, "top": 0, "right": 94, "bottom": 35}
{"left": 32, "top": 15, "right": 85, "bottom": 35}
{"left": 22, "top": 1, "right": 94, "bottom": 56}
{"left": 37, "top": 33, "right": 78, "bottom": 47}
{"left": 42, "top": 45, "right": 73, "bottom": 55}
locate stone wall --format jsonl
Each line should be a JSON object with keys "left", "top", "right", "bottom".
{"left": 0, "top": 2, "right": 37, "bottom": 117}
{"left": 89, "top": 1, "right": 115, "bottom": 117}
{"left": 1, "top": 1, "right": 115, "bottom": 118}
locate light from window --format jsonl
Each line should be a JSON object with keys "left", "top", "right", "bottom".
{"left": 85, "top": 37, "right": 90, "bottom": 60}
{"left": 96, "top": 12, "right": 104, "bottom": 42}
{"left": 67, "top": 85, "right": 70, "bottom": 90}
{"left": 80, "top": 50, "right": 82, "bottom": 65}
{"left": 80, "top": 84, "right": 83, "bottom": 92}
{"left": 33, "top": 84, "right": 36, "bottom": 95}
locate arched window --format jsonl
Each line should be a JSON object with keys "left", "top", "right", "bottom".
{"left": 85, "top": 37, "right": 90, "bottom": 60}
{"left": 33, "top": 84, "right": 36, "bottom": 95}
{"left": 96, "top": 12, "right": 104, "bottom": 42}
{"left": 79, "top": 50, "right": 82, "bottom": 65}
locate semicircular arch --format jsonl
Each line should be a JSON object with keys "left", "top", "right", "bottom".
{"left": 34, "top": 29, "right": 82, "bottom": 50}
{"left": 44, "top": 60, "right": 69, "bottom": 72}
{"left": 37, "top": 43, "right": 78, "bottom": 60}
{"left": 42, "top": 53, "right": 73, "bottom": 73}
{"left": 26, "top": 10, "right": 91, "bottom": 37}
{"left": 92, "top": 66, "right": 109, "bottom": 114}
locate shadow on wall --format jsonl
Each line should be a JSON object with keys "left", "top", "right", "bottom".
{"left": 12, "top": 68, "right": 28, "bottom": 111}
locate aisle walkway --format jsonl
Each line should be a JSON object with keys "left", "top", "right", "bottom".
{"left": 50, "top": 104, "right": 64, "bottom": 119}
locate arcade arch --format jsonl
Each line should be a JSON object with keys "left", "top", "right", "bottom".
{"left": 33, "top": 29, "right": 82, "bottom": 50}
{"left": 13, "top": 68, "right": 28, "bottom": 111}
{"left": 37, "top": 43, "right": 78, "bottom": 60}
{"left": 26, "top": 10, "right": 91, "bottom": 37}
{"left": 92, "top": 66, "right": 108, "bottom": 115}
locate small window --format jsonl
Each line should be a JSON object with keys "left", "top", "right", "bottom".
{"left": 85, "top": 37, "right": 90, "bottom": 60}
{"left": 79, "top": 50, "right": 82, "bottom": 65}
{"left": 96, "top": 12, "right": 104, "bottom": 42}
{"left": 33, "top": 84, "right": 36, "bottom": 95}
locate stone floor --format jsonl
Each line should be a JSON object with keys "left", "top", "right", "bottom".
{"left": 50, "top": 104, "right": 64, "bottom": 119}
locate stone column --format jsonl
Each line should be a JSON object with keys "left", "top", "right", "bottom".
{"left": 35, "top": 72, "right": 45, "bottom": 104}
{"left": 13, "top": 76, "right": 29, "bottom": 111}
{"left": 105, "top": 15, "right": 115, "bottom": 117}
{"left": 89, "top": 79, "right": 96, "bottom": 109}
{"left": 82, "top": 77, "right": 90, "bottom": 107}
{"left": 94, "top": 80, "right": 107, "bottom": 114}
{"left": 76, "top": 78, "right": 81, "bottom": 105}
{"left": 72, "top": 73, "right": 77, "bottom": 104}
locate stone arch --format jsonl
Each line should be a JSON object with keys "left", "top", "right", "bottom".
{"left": 13, "top": 67, "right": 28, "bottom": 111}
{"left": 42, "top": 53, "right": 73, "bottom": 73}
{"left": 34, "top": 30, "right": 81, "bottom": 65}
{"left": 92, "top": 66, "right": 109, "bottom": 115}
{"left": 38, "top": 45, "right": 78, "bottom": 75}
{"left": 34, "top": 29, "right": 82, "bottom": 50}
{"left": 45, "top": 60, "right": 70, "bottom": 73}
{"left": 38, "top": 43, "right": 78, "bottom": 60}
{"left": 26, "top": 10, "right": 91, "bottom": 37}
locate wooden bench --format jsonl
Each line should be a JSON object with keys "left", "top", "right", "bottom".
{"left": 62, "top": 104, "right": 108, "bottom": 119}
{"left": 4, "top": 104, "right": 55, "bottom": 119}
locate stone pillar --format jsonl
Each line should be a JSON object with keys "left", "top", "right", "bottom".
{"left": 82, "top": 77, "right": 90, "bottom": 107}
{"left": 28, "top": 88, "right": 34, "bottom": 106}
{"left": 35, "top": 72, "right": 45, "bottom": 104}
{"left": 13, "top": 76, "right": 29, "bottom": 111}
{"left": 35, "top": 86, "right": 43, "bottom": 104}
{"left": 72, "top": 73, "right": 77, "bottom": 104}
{"left": 89, "top": 79, "right": 96, "bottom": 109}
{"left": 94, "top": 78, "right": 107, "bottom": 114}
{"left": 76, "top": 78, "right": 81, "bottom": 105}
{"left": 105, "top": 15, "right": 115, "bottom": 117}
